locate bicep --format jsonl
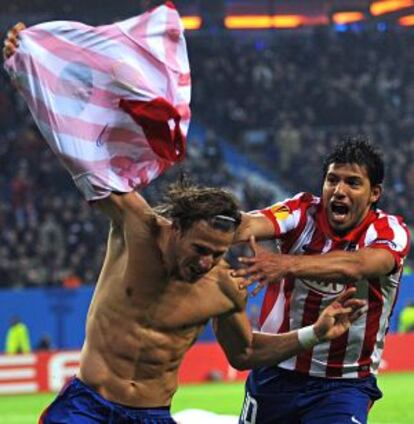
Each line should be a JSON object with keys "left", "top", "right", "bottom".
{"left": 357, "top": 247, "right": 396, "bottom": 278}
{"left": 95, "top": 192, "right": 152, "bottom": 224}
{"left": 214, "top": 309, "right": 252, "bottom": 352}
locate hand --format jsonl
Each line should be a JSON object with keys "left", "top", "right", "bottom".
{"left": 232, "top": 235, "right": 292, "bottom": 296}
{"left": 3, "top": 22, "right": 26, "bottom": 60}
{"left": 313, "top": 287, "right": 366, "bottom": 341}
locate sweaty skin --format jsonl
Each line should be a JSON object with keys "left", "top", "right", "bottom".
{"left": 79, "top": 192, "right": 245, "bottom": 407}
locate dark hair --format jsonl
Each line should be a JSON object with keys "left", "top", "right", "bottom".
{"left": 322, "top": 135, "right": 385, "bottom": 186}
{"left": 156, "top": 178, "right": 242, "bottom": 233}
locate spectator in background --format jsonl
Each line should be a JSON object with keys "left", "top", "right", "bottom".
{"left": 398, "top": 300, "right": 414, "bottom": 333}
{"left": 36, "top": 333, "right": 53, "bottom": 351}
{"left": 5, "top": 316, "right": 31, "bottom": 354}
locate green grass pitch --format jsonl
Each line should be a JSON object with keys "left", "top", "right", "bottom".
{"left": 0, "top": 373, "right": 413, "bottom": 423}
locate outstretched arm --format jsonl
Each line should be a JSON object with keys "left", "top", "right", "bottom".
{"left": 233, "top": 236, "right": 396, "bottom": 294}
{"left": 234, "top": 212, "right": 276, "bottom": 243}
{"left": 214, "top": 287, "right": 365, "bottom": 370}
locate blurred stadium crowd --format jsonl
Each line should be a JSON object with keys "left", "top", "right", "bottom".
{"left": 1, "top": 21, "right": 414, "bottom": 287}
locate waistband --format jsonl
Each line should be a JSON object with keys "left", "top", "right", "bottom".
{"left": 69, "top": 377, "right": 172, "bottom": 416}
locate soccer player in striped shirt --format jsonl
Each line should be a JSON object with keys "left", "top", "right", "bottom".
{"left": 234, "top": 137, "right": 411, "bottom": 424}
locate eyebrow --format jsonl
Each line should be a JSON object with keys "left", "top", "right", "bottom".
{"left": 327, "top": 172, "right": 363, "bottom": 180}
{"left": 193, "top": 243, "right": 226, "bottom": 256}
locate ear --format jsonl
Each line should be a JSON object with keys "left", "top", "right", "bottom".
{"left": 370, "top": 184, "right": 382, "bottom": 204}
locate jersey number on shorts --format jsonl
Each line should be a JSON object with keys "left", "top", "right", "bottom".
{"left": 240, "top": 392, "right": 257, "bottom": 424}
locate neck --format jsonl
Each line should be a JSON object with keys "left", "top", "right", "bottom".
{"left": 158, "top": 224, "right": 177, "bottom": 277}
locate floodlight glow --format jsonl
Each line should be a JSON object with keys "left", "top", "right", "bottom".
{"left": 370, "top": 0, "right": 414, "bottom": 16}
{"left": 224, "top": 15, "right": 303, "bottom": 29}
{"left": 181, "top": 16, "right": 202, "bottom": 30}
{"left": 332, "top": 12, "right": 365, "bottom": 24}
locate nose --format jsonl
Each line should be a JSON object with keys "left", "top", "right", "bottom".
{"left": 199, "top": 255, "right": 214, "bottom": 271}
{"left": 333, "top": 181, "right": 346, "bottom": 197}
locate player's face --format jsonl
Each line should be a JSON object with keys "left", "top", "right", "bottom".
{"left": 322, "top": 163, "right": 382, "bottom": 235}
{"left": 174, "top": 220, "right": 234, "bottom": 283}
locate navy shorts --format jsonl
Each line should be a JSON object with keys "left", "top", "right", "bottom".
{"left": 239, "top": 367, "right": 382, "bottom": 424}
{"left": 39, "top": 377, "right": 176, "bottom": 424}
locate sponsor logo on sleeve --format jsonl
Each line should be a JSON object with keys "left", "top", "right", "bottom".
{"left": 270, "top": 204, "right": 291, "bottom": 221}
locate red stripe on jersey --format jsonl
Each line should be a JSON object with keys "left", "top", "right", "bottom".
{"left": 357, "top": 278, "right": 383, "bottom": 378}
{"left": 294, "top": 221, "right": 327, "bottom": 374}
{"left": 278, "top": 276, "right": 295, "bottom": 333}
{"left": 281, "top": 214, "right": 306, "bottom": 253}
{"left": 282, "top": 195, "right": 314, "bottom": 253}
{"left": 260, "top": 209, "right": 281, "bottom": 237}
{"left": 295, "top": 290, "right": 323, "bottom": 374}
{"left": 259, "top": 283, "right": 280, "bottom": 327}
{"left": 326, "top": 330, "right": 349, "bottom": 377}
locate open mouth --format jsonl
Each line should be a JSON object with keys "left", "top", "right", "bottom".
{"left": 330, "top": 202, "right": 350, "bottom": 223}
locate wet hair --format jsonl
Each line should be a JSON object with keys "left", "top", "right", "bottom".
{"left": 156, "top": 177, "right": 241, "bottom": 233}
{"left": 322, "top": 135, "right": 385, "bottom": 186}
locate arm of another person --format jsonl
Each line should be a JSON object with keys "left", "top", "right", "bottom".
{"left": 214, "top": 287, "right": 365, "bottom": 370}
{"left": 234, "top": 212, "right": 276, "bottom": 243}
{"left": 234, "top": 236, "right": 396, "bottom": 292}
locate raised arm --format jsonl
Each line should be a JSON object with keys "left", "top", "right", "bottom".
{"left": 214, "top": 288, "right": 365, "bottom": 370}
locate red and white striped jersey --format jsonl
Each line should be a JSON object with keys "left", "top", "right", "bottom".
{"left": 259, "top": 192, "right": 411, "bottom": 378}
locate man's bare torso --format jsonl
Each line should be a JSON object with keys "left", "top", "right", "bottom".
{"left": 78, "top": 201, "right": 242, "bottom": 407}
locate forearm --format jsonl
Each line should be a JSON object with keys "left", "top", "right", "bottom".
{"left": 285, "top": 249, "right": 394, "bottom": 283}
{"left": 215, "top": 312, "right": 315, "bottom": 370}
{"left": 240, "top": 331, "right": 311, "bottom": 370}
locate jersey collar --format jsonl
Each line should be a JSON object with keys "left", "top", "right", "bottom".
{"left": 316, "top": 202, "right": 377, "bottom": 243}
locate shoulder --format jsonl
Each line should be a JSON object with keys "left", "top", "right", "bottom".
{"left": 214, "top": 261, "right": 248, "bottom": 312}
{"left": 267, "top": 192, "right": 320, "bottom": 217}
{"left": 362, "top": 210, "right": 411, "bottom": 264}
{"left": 365, "top": 210, "right": 411, "bottom": 245}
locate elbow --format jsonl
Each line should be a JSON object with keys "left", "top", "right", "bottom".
{"left": 229, "top": 358, "right": 250, "bottom": 371}
{"left": 227, "top": 351, "right": 252, "bottom": 371}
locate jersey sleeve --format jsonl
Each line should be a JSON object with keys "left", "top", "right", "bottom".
{"left": 364, "top": 214, "right": 411, "bottom": 270}
{"left": 259, "top": 192, "right": 316, "bottom": 239}
{"left": 3, "top": 3, "right": 191, "bottom": 201}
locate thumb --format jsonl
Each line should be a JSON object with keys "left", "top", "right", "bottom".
{"left": 249, "top": 235, "right": 258, "bottom": 256}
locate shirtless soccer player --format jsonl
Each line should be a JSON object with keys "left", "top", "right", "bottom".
{"left": 4, "top": 18, "right": 364, "bottom": 424}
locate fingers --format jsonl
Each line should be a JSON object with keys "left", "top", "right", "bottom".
{"left": 249, "top": 235, "right": 258, "bottom": 255}
{"left": 349, "top": 304, "right": 368, "bottom": 322}
{"left": 3, "top": 41, "right": 14, "bottom": 60}
{"left": 343, "top": 299, "right": 366, "bottom": 309}
{"left": 334, "top": 287, "right": 357, "bottom": 305}
{"left": 3, "top": 22, "right": 25, "bottom": 60}
{"left": 237, "top": 256, "right": 256, "bottom": 265}
{"left": 251, "top": 281, "right": 266, "bottom": 297}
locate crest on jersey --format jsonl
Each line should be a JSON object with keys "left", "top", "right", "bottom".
{"left": 270, "top": 204, "right": 291, "bottom": 221}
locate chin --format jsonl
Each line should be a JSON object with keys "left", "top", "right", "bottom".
{"left": 329, "top": 219, "right": 352, "bottom": 235}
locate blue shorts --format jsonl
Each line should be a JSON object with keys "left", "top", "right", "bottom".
{"left": 39, "top": 377, "right": 176, "bottom": 424}
{"left": 239, "top": 367, "right": 382, "bottom": 424}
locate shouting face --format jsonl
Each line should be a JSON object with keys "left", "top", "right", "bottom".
{"left": 322, "top": 163, "right": 382, "bottom": 235}
{"left": 173, "top": 220, "right": 235, "bottom": 283}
